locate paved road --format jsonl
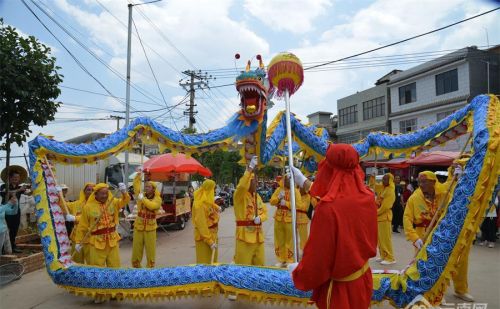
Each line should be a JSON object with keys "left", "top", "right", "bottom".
{"left": 1, "top": 206, "right": 499, "bottom": 308}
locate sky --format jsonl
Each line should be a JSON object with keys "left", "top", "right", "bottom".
{"left": 1, "top": 0, "right": 500, "bottom": 168}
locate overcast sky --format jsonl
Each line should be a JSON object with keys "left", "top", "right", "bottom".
{"left": 1, "top": 0, "right": 499, "bottom": 168}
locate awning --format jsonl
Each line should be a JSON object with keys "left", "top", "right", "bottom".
{"left": 406, "top": 151, "right": 460, "bottom": 166}
{"left": 362, "top": 158, "right": 409, "bottom": 169}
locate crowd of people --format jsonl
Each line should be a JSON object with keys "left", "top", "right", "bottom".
{"left": 1, "top": 143, "right": 499, "bottom": 308}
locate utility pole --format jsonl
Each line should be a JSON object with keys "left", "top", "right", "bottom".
{"left": 124, "top": 0, "right": 160, "bottom": 182}
{"left": 110, "top": 115, "right": 125, "bottom": 131}
{"left": 124, "top": 3, "right": 133, "bottom": 185}
{"left": 179, "top": 70, "right": 213, "bottom": 130}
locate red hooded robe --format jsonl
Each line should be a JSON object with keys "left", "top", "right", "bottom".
{"left": 292, "top": 144, "right": 377, "bottom": 309}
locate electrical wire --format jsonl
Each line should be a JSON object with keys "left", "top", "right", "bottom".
{"left": 60, "top": 85, "right": 162, "bottom": 106}
{"left": 94, "top": 0, "right": 182, "bottom": 74}
{"left": 21, "top": 0, "right": 148, "bottom": 117}
{"left": 304, "top": 7, "right": 500, "bottom": 71}
{"left": 29, "top": 0, "right": 167, "bottom": 107}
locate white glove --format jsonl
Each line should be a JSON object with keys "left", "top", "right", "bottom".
{"left": 287, "top": 262, "right": 298, "bottom": 274}
{"left": 55, "top": 185, "right": 63, "bottom": 193}
{"left": 75, "top": 243, "right": 83, "bottom": 253}
{"left": 137, "top": 193, "right": 144, "bottom": 201}
{"left": 253, "top": 216, "right": 261, "bottom": 225}
{"left": 454, "top": 165, "right": 463, "bottom": 177}
{"left": 65, "top": 214, "right": 76, "bottom": 222}
{"left": 210, "top": 243, "right": 217, "bottom": 250}
{"left": 278, "top": 191, "right": 285, "bottom": 199}
{"left": 249, "top": 156, "right": 258, "bottom": 170}
{"left": 371, "top": 168, "right": 378, "bottom": 177}
{"left": 284, "top": 167, "right": 291, "bottom": 179}
{"left": 290, "top": 166, "right": 307, "bottom": 188}
{"left": 280, "top": 199, "right": 286, "bottom": 206}
{"left": 118, "top": 182, "right": 127, "bottom": 192}
{"left": 414, "top": 239, "right": 424, "bottom": 249}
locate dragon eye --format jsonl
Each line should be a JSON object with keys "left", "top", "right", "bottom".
{"left": 258, "top": 77, "right": 262, "bottom": 81}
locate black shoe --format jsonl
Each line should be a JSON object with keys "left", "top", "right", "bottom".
{"left": 13, "top": 248, "right": 23, "bottom": 253}
{"left": 392, "top": 230, "right": 400, "bottom": 233}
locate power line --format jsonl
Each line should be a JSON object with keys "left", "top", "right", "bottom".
{"left": 59, "top": 101, "right": 168, "bottom": 113}
{"left": 21, "top": 0, "right": 147, "bottom": 118}
{"left": 304, "top": 7, "right": 500, "bottom": 71}
{"left": 135, "top": 5, "right": 197, "bottom": 71}
{"left": 60, "top": 85, "right": 162, "bottom": 106}
{"left": 29, "top": 0, "right": 167, "bottom": 107}
{"left": 132, "top": 17, "right": 171, "bottom": 110}
{"left": 94, "top": 0, "right": 182, "bottom": 75}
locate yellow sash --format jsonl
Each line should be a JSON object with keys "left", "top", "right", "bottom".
{"left": 326, "top": 262, "right": 370, "bottom": 308}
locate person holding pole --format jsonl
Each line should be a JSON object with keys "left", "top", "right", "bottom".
{"left": 289, "top": 144, "right": 378, "bottom": 309}
{"left": 233, "top": 156, "right": 268, "bottom": 266}
{"left": 404, "top": 161, "right": 474, "bottom": 302}
{"left": 62, "top": 182, "right": 95, "bottom": 263}
{"left": 269, "top": 174, "right": 302, "bottom": 267}
{"left": 297, "top": 186, "right": 311, "bottom": 253}
{"left": 74, "top": 182, "right": 130, "bottom": 268}
{"left": 192, "top": 179, "right": 220, "bottom": 264}
{"left": 131, "top": 171, "right": 161, "bottom": 268}
{"left": 376, "top": 173, "right": 396, "bottom": 265}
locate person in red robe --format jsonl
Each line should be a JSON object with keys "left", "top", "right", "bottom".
{"left": 290, "top": 144, "right": 378, "bottom": 309}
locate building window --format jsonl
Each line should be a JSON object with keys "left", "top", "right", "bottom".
{"left": 399, "top": 82, "right": 416, "bottom": 105}
{"left": 400, "top": 118, "right": 417, "bottom": 134}
{"left": 338, "top": 132, "right": 361, "bottom": 144}
{"left": 338, "top": 105, "right": 358, "bottom": 126}
{"left": 363, "top": 96, "right": 385, "bottom": 120}
{"left": 437, "top": 110, "right": 454, "bottom": 121}
{"left": 435, "top": 69, "right": 458, "bottom": 96}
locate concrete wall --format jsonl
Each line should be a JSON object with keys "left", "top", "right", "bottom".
{"left": 337, "top": 84, "right": 388, "bottom": 135}
{"left": 389, "top": 61, "right": 470, "bottom": 114}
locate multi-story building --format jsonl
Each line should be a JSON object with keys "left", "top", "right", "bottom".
{"left": 388, "top": 45, "right": 499, "bottom": 151}
{"left": 306, "top": 111, "right": 337, "bottom": 142}
{"left": 335, "top": 70, "right": 400, "bottom": 144}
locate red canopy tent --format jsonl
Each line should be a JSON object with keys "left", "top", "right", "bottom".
{"left": 406, "top": 151, "right": 460, "bottom": 166}
{"left": 143, "top": 153, "right": 212, "bottom": 181}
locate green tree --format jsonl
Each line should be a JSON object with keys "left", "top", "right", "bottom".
{"left": 193, "top": 150, "right": 244, "bottom": 185}
{"left": 0, "top": 19, "right": 62, "bottom": 186}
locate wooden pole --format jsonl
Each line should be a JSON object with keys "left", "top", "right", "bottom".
{"left": 414, "top": 134, "right": 472, "bottom": 258}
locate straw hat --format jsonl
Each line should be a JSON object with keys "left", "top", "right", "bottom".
{"left": 1, "top": 165, "right": 28, "bottom": 184}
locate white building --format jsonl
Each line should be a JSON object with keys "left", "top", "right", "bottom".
{"left": 387, "top": 46, "right": 499, "bottom": 151}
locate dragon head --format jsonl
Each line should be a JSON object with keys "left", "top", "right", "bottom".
{"left": 235, "top": 54, "right": 269, "bottom": 123}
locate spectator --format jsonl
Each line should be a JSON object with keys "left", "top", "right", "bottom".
{"left": 0, "top": 166, "right": 30, "bottom": 254}
{"left": 1, "top": 194, "right": 19, "bottom": 255}
{"left": 480, "top": 195, "right": 498, "bottom": 248}
{"left": 392, "top": 175, "right": 404, "bottom": 233}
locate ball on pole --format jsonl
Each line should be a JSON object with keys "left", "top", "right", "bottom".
{"left": 267, "top": 52, "right": 304, "bottom": 98}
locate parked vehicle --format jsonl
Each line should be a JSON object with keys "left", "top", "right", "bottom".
{"left": 55, "top": 153, "right": 146, "bottom": 201}
{"left": 156, "top": 176, "right": 193, "bottom": 230}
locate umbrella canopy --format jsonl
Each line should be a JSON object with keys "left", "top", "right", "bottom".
{"left": 406, "top": 151, "right": 460, "bottom": 166}
{"left": 143, "top": 153, "right": 212, "bottom": 181}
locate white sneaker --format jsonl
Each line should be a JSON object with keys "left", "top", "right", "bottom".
{"left": 228, "top": 294, "right": 237, "bottom": 301}
{"left": 275, "top": 262, "right": 284, "bottom": 267}
{"left": 375, "top": 257, "right": 382, "bottom": 262}
{"left": 454, "top": 292, "right": 474, "bottom": 302}
{"left": 380, "top": 260, "right": 396, "bottom": 265}
{"left": 488, "top": 242, "right": 495, "bottom": 248}
{"left": 478, "top": 240, "right": 486, "bottom": 246}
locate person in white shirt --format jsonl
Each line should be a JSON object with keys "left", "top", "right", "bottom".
{"left": 480, "top": 195, "right": 498, "bottom": 248}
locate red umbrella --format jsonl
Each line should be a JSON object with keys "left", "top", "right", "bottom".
{"left": 143, "top": 153, "right": 212, "bottom": 181}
